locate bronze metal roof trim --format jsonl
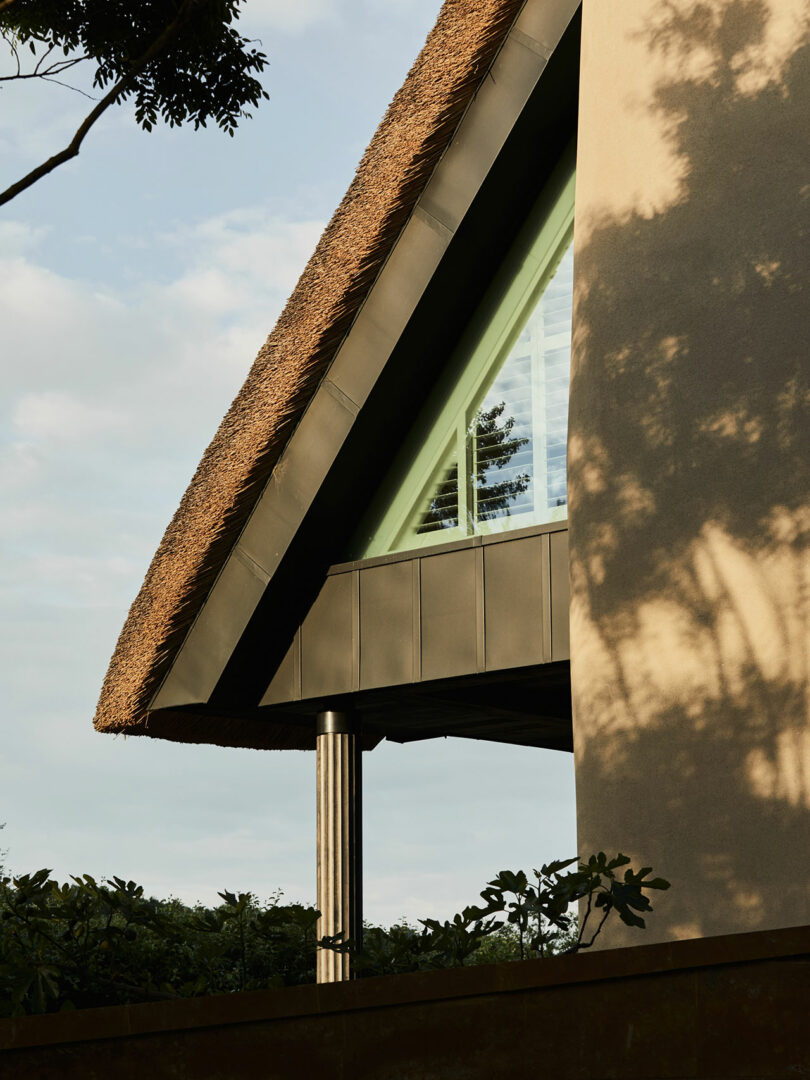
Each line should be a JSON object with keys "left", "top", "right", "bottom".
{"left": 94, "top": 0, "right": 527, "bottom": 749}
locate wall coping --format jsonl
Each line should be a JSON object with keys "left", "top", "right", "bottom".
{"left": 3, "top": 923, "right": 809, "bottom": 1053}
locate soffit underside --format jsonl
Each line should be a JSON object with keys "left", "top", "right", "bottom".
{"left": 144, "top": 662, "right": 573, "bottom": 753}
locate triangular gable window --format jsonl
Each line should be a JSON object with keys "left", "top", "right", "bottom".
{"left": 356, "top": 156, "right": 575, "bottom": 558}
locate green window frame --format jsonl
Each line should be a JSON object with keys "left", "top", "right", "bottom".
{"left": 355, "top": 148, "right": 576, "bottom": 559}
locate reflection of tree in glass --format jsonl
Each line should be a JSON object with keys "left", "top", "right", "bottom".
{"left": 472, "top": 402, "right": 530, "bottom": 522}
{"left": 416, "top": 462, "right": 459, "bottom": 533}
{"left": 416, "top": 402, "right": 530, "bottom": 534}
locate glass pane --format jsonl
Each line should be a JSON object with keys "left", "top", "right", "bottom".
{"left": 469, "top": 237, "right": 573, "bottom": 529}
{"left": 472, "top": 359, "right": 534, "bottom": 522}
{"left": 414, "top": 444, "right": 459, "bottom": 536}
{"left": 541, "top": 242, "right": 574, "bottom": 516}
{"left": 354, "top": 158, "right": 575, "bottom": 559}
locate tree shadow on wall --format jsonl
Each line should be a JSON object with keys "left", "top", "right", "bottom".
{"left": 569, "top": 0, "right": 810, "bottom": 941}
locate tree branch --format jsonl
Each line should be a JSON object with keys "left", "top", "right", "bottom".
{"left": 578, "top": 905, "right": 612, "bottom": 951}
{"left": 0, "top": 56, "right": 89, "bottom": 82}
{"left": 7, "top": 37, "right": 21, "bottom": 78}
{"left": 0, "top": 0, "right": 196, "bottom": 208}
{"left": 33, "top": 43, "right": 54, "bottom": 76}
{"left": 41, "top": 75, "right": 97, "bottom": 100}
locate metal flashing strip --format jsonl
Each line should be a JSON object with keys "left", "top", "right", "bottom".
{"left": 327, "top": 518, "right": 569, "bottom": 577}
{"left": 150, "top": 0, "right": 580, "bottom": 714}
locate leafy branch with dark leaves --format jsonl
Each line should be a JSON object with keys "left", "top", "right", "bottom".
{"left": 471, "top": 853, "right": 671, "bottom": 957}
{"left": 0, "top": 854, "right": 670, "bottom": 1014}
{"left": 0, "top": 870, "right": 173, "bottom": 1014}
{"left": 323, "top": 853, "right": 670, "bottom": 975}
{"left": 0, "top": 0, "right": 269, "bottom": 206}
{"left": 0, "top": 871, "right": 320, "bottom": 1015}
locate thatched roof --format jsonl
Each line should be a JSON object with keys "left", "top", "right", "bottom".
{"left": 94, "top": 0, "right": 529, "bottom": 747}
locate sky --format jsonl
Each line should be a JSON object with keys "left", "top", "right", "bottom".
{"left": 0, "top": 0, "right": 575, "bottom": 925}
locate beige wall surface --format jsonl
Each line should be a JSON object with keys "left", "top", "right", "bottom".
{"left": 571, "top": 0, "right": 810, "bottom": 946}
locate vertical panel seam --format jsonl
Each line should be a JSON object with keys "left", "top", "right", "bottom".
{"left": 294, "top": 627, "right": 302, "bottom": 700}
{"left": 413, "top": 558, "right": 422, "bottom": 683}
{"left": 352, "top": 571, "right": 361, "bottom": 692}
{"left": 475, "top": 546, "right": 486, "bottom": 673}
{"left": 541, "top": 532, "right": 552, "bottom": 664}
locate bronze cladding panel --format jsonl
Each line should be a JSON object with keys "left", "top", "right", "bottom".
{"left": 420, "top": 548, "right": 479, "bottom": 681}
{"left": 549, "top": 530, "right": 570, "bottom": 660}
{"left": 301, "top": 573, "right": 354, "bottom": 698}
{"left": 359, "top": 561, "right": 414, "bottom": 690}
{"left": 260, "top": 631, "right": 301, "bottom": 706}
{"left": 484, "top": 535, "right": 546, "bottom": 671}
{"left": 261, "top": 526, "right": 569, "bottom": 704}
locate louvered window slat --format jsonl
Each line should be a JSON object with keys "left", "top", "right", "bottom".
{"left": 407, "top": 238, "right": 573, "bottom": 541}
{"left": 466, "top": 239, "right": 573, "bottom": 528}
{"left": 357, "top": 162, "right": 576, "bottom": 558}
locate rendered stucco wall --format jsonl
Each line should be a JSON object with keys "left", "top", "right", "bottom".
{"left": 570, "top": 0, "right": 810, "bottom": 945}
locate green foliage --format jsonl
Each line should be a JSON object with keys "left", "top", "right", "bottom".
{"left": 0, "top": 855, "right": 668, "bottom": 1014}
{"left": 346, "top": 914, "right": 500, "bottom": 977}
{"left": 0, "top": 0, "right": 270, "bottom": 205}
{"left": 469, "top": 919, "right": 578, "bottom": 965}
{"left": 470, "top": 854, "right": 671, "bottom": 958}
{"left": 188, "top": 890, "right": 321, "bottom": 992}
{"left": 327, "top": 853, "right": 669, "bottom": 975}
{"left": 0, "top": 871, "right": 318, "bottom": 1016}
{"left": 1, "top": 0, "right": 269, "bottom": 136}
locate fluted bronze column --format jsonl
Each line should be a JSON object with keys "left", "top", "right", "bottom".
{"left": 316, "top": 710, "right": 362, "bottom": 983}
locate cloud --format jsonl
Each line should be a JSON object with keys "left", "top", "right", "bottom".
{"left": 0, "top": 203, "right": 330, "bottom": 900}
{"left": 0, "top": 220, "right": 50, "bottom": 256}
{"left": 0, "top": 207, "right": 322, "bottom": 422}
{"left": 12, "top": 391, "right": 125, "bottom": 443}
{"left": 0, "top": 202, "right": 325, "bottom": 657}
{"left": 242, "top": 0, "right": 338, "bottom": 35}
{"left": 0, "top": 69, "right": 91, "bottom": 165}
{"left": 163, "top": 210, "right": 322, "bottom": 319}
{"left": 0, "top": 554, "right": 138, "bottom": 611}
